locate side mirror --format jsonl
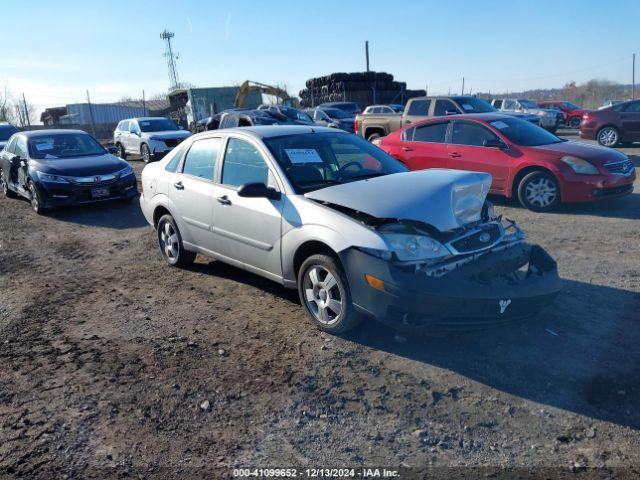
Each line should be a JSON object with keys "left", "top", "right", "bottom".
{"left": 107, "top": 146, "right": 118, "bottom": 154}
{"left": 237, "top": 182, "right": 281, "bottom": 200}
{"left": 484, "top": 138, "right": 508, "bottom": 150}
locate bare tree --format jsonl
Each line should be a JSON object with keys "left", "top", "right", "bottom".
{"left": 0, "top": 83, "right": 15, "bottom": 123}
{"left": 12, "top": 95, "right": 37, "bottom": 128}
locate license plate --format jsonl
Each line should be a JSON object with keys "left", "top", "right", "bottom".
{"left": 91, "top": 187, "right": 110, "bottom": 198}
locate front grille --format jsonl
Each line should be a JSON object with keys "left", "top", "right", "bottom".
{"left": 68, "top": 176, "right": 119, "bottom": 186}
{"left": 163, "top": 138, "right": 184, "bottom": 148}
{"left": 449, "top": 223, "right": 503, "bottom": 254}
{"left": 604, "top": 159, "right": 635, "bottom": 175}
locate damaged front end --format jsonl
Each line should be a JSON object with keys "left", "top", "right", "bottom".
{"left": 339, "top": 211, "right": 561, "bottom": 333}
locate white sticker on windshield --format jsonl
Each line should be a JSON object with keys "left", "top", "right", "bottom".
{"left": 35, "top": 142, "right": 54, "bottom": 151}
{"left": 285, "top": 149, "right": 323, "bottom": 164}
{"left": 462, "top": 104, "right": 474, "bottom": 111}
{"left": 490, "top": 121, "right": 510, "bottom": 130}
{"left": 44, "top": 154, "right": 59, "bottom": 159}
{"left": 140, "top": 121, "right": 150, "bottom": 127}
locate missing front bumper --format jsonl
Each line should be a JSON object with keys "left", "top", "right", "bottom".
{"left": 341, "top": 243, "right": 561, "bottom": 333}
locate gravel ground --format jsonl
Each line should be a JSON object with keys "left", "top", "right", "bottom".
{"left": 0, "top": 130, "right": 639, "bottom": 479}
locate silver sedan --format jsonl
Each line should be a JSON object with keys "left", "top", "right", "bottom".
{"left": 139, "top": 126, "right": 560, "bottom": 334}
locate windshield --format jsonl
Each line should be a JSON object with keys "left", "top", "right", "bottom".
{"left": 263, "top": 132, "right": 408, "bottom": 193}
{"left": 563, "top": 102, "right": 581, "bottom": 110}
{"left": 28, "top": 133, "right": 106, "bottom": 159}
{"left": 452, "top": 97, "right": 495, "bottom": 113}
{"left": 138, "top": 118, "right": 180, "bottom": 132}
{"left": 489, "top": 118, "right": 563, "bottom": 146}
{"left": 0, "top": 125, "right": 18, "bottom": 141}
{"left": 518, "top": 100, "right": 538, "bottom": 109}
{"left": 280, "top": 107, "right": 313, "bottom": 123}
{"left": 322, "top": 108, "right": 349, "bottom": 119}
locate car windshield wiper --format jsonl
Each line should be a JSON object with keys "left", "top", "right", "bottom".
{"left": 345, "top": 172, "right": 386, "bottom": 181}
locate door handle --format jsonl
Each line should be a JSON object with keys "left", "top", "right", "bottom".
{"left": 449, "top": 152, "right": 461, "bottom": 158}
{"left": 216, "top": 195, "right": 231, "bottom": 206}
{"left": 402, "top": 146, "right": 413, "bottom": 152}
{"left": 173, "top": 181, "right": 184, "bottom": 190}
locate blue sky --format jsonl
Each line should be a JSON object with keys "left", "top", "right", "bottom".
{"left": 2, "top": 0, "right": 639, "bottom": 118}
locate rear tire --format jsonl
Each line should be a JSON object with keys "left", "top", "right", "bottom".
{"left": 0, "top": 170, "right": 18, "bottom": 198}
{"left": 517, "top": 171, "right": 560, "bottom": 212}
{"left": 597, "top": 126, "right": 620, "bottom": 147}
{"left": 569, "top": 117, "right": 581, "bottom": 129}
{"left": 297, "top": 254, "right": 361, "bottom": 334}
{"left": 366, "top": 132, "right": 382, "bottom": 142}
{"left": 157, "top": 214, "right": 196, "bottom": 267}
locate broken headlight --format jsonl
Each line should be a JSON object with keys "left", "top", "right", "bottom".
{"left": 381, "top": 233, "right": 451, "bottom": 263}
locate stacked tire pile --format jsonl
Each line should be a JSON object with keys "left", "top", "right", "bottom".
{"left": 299, "top": 71, "right": 426, "bottom": 108}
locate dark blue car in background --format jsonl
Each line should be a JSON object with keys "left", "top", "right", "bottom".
{"left": 0, "top": 129, "right": 138, "bottom": 214}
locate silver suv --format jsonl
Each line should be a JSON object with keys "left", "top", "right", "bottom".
{"left": 113, "top": 117, "right": 191, "bottom": 163}
{"left": 139, "top": 126, "right": 560, "bottom": 334}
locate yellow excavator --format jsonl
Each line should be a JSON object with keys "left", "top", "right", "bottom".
{"left": 234, "top": 80, "right": 299, "bottom": 108}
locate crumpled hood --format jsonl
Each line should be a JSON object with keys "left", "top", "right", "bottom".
{"left": 305, "top": 169, "right": 493, "bottom": 232}
{"left": 144, "top": 130, "right": 192, "bottom": 140}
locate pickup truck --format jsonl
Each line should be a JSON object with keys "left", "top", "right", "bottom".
{"left": 491, "top": 98, "right": 562, "bottom": 133}
{"left": 355, "top": 96, "right": 541, "bottom": 141}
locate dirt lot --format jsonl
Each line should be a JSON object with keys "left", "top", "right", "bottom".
{"left": 1, "top": 130, "right": 639, "bottom": 478}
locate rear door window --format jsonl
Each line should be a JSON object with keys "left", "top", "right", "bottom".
{"left": 623, "top": 101, "right": 640, "bottom": 113}
{"left": 181, "top": 137, "right": 221, "bottom": 180}
{"left": 412, "top": 122, "right": 448, "bottom": 143}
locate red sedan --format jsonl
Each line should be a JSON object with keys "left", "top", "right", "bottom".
{"left": 537, "top": 101, "right": 589, "bottom": 129}
{"left": 377, "top": 113, "right": 635, "bottom": 212}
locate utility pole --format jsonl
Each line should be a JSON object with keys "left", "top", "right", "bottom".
{"left": 365, "top": 41, "right": 370, "bottom": 72}
{"left": 142, "top": 89, "right": 147, "bottom": 116}
{"left": 86, "top": 90, "right": 96, "bottom": 138}
{"left": 461, "top": 77, "right": 465, "bottom": 96}
{"left": 21, "top": 93, "right": 31, "bottom": 128}
{"left": 633, "top": 53, "right": 636, "bottom": 100}
{"left": 160, "top": 30, "right": 180, "bottom": 90}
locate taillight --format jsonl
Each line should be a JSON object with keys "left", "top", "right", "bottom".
{"left": 354, "top": 119, "right": 358, "bottom": 134}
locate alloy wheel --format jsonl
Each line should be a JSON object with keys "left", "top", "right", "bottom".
{"left": 142, "top": 145, "right": 151, "bottom": 163}
{"left": 159, "top": 220, "right": 179, "bottom": 261}
{"left": 524, "top": 177, "right": 557, "bottom": 208}
{"left": 303, "top": 266, "right": 343, "bottom": 325}
{"left": 29, "top": 182, "right": 39, "bottom": 212}
{"left": 599, "top": 128, "right": 618, "bottom": 147}
{"left": 0, "top": 171, "right": 7, "bottom": 195}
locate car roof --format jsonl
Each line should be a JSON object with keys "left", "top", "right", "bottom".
{"left": 409, "top": 113, "right": 519, "bottom": 125}
{"left": 18, "top": 129, "right": 91, "bottom": 138}
{"left": 197, "top": 125, "right": 341, "bottom": 140}
{"left": 128, "top": 117, "right": 168, "bottom": 121}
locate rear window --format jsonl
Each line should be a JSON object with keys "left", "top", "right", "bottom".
{"left": 412, "top": 122, "right": 448, "bottom": 143}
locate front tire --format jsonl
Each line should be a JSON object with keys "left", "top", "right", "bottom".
{"left": 116, "top": 143, "right": 127, "bottom": 159}
{"left": 297, "top": 254, "right": 361, "bottom": 334}
{"left": 157, "top": 214, "right": 196, "bottom": 267}
{"left": 141, "top": 143, "right": 151, "bottom": 163}
{"left": 28, "top": 180, "right": 47, "bottom": 215}
{"left": 597, "top": 126, "right": 620, "bottom": 147}
{"left": 517, "top": 171, "right": 560, "bottom": 212}
{"left": 0, "top": 170, "right": 18, "bottom": 198}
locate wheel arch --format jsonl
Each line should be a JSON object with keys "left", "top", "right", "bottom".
{"left": 292, "top": 240, "right": 341, "bottom": 282}
{"left": 152, "top": 204, "right": 172, "bottom": 228}
{"left": 511, "top": 165, "right": 561, "bottom": 200}
{"left": 364, "top": 126, "right": 387, "bottom": 139}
